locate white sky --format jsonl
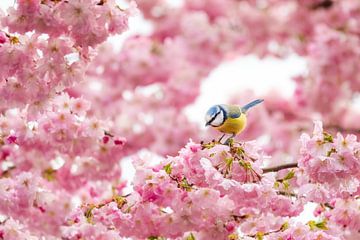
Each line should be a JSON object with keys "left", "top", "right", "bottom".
{"left": 0, "top": 0, "right": 13, "bottom": 10}
{"left": 186, "top": 55, "right": 306, "bottom": 123}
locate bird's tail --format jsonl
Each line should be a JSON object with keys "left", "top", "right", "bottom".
{"left": 241, "top": 99, "right": 264, "bottom": 113}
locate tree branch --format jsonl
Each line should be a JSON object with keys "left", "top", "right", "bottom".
{"left": 277, "top": 191, "right": 297, "bottom": 198}
{"left": 310, "top": 0, "right": 333, "bottom": 10}
{"left": 325, "top": 125, "right": 360, "bottom": 134}
{"left": 262, "top": 163, "right": 298, "bottom": 173}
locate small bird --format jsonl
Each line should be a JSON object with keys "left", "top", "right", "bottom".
{"left": 205, "top": 99, "right": 264, "bottom": 143}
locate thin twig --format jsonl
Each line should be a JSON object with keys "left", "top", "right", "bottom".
{"left": 277, "top": 191, "right": 297, "bottom": 198}
{"left": 262, "top": 163, "right": 298, "bottom": 173}
{"left": 310, "top": 0, "right": 333, "bottom": 10}
{"left": 324, "top": 203, "right": 334, "bottom": 210}
{"left": 325, "top": 125, "right": 360, "bottom": 134}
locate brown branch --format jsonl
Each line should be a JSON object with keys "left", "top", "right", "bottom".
{"left": 325, "top": 125, "right": 360, "bottom": 134}
{"left": 310, "top": 0, "right": 333, "bottom": 10}
{"left": 323, "top": 203, "right": 334, "bottom": 210}
{"left": 277, "top": 191, "right": 297, "bottom": 198}
{"left": 262, "top": 163, "right": 298, "bottom": 173}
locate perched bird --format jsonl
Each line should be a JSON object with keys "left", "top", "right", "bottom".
{"left": 205, "top": 99, "right": 264, "bottom": 143}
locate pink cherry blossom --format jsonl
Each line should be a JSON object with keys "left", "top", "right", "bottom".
{"left": 299, "top": 121, "right": 360, "bottom": 198}
{"left": 1, "top": 0, "right": 360, "bottom": 239}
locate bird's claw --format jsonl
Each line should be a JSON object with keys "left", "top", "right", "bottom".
{"left": 224, "top": 137, "right": 234, "bottom": 146}
{"left": 218, "top": 134, "right": 226, "bottom": 144}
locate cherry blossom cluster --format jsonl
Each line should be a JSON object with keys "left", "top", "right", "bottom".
{"left": 0, "top": 0, "right": 133, "bottom": 109}
{"left": 3, "top": 0, "right": 133, "bottom": 47}
{"left": 61, "top": 124, "right": 360, "bottom": 239}
{"left": 1, "top": 93, "right": 126, "bottom": 192}
{"left": 0, "top": 1, "right": 133, "bottom": 238}
{"left": 299, "top": 121, "right": 360, "bottom": 200}
{"left": 0, "top": 172, "right": 72, "bottom": 236}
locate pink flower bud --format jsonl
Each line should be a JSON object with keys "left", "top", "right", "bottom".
{"left": 225, "top": 222, "right": 235, "bottom": 232}
{"left": 0, "top": 149, "right": 11, "bottom": 160}
{"left": 102, "top": 136, "right": 110, "bottom": 144}
{"left": 6, "top": 135, "right": 17, "bottom": 144}
{"left": 114, "top": 138, "right": 126, "bottom": 146}
{"left": 0, "top": 32, "right": 6, "bottom": 44}
{"left": 38, "top": 206, "right": 46, "bottom": 213}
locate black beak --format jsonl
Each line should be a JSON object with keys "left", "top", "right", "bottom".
{"left": 205, "top": 122, "right": 210, "bottom": 127}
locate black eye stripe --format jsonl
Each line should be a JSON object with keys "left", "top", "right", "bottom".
{"left": 208, "top": 111, "right": 220, "bottom": 125}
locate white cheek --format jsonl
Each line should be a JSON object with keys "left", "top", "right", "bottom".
{"left": 205, "top": 115, "right": 212, "bottom": 123}
{"left": 211, "top": 114, "right": 224, "bottom": 126}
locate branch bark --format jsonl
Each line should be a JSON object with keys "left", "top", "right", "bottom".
{"left": 325, "top": 124, "right": 360, "bottom": 134}
{"left": 262, "top": 163, "right": 298, "bottom": 173}
{"left": 310, "top": 0, "right": 333, "bottom": 10}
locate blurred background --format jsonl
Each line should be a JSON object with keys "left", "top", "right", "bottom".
{"left": 0, "top": 0, "right": 306, "bottom": 125}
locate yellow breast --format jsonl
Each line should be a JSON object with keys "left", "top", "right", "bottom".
{"left": 215, "top": 114, "right": 247, "bottom": 135}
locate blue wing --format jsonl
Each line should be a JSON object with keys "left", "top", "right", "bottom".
{"left": 241, "top": 99, "right": 264, "bottom": 113}
{"left": 225, "top": 105, "right": 241, "bottom": 118}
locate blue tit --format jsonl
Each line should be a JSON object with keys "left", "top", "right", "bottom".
{"left": 205, "top": 99, "right": 264, "bottom": 141}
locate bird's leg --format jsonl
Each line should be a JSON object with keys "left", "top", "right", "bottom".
{"left": 224, "top": 133, "right": 236, "bottom": 146}
{"left": 218, "top": 134, "right": 226, "bottom": 143}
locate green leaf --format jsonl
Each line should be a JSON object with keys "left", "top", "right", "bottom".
{"left": 163, "top": 163, "right": 172, "bottom": 175}
{"left": 148, "top": 237, "right": 165, "bottom": 240}
{"left": 179, "top": 178, "right": 192, "bottom": 191}
{"left": 283, "top": 170, "right": 295, "bottom": 181}
{"left": 282, "top": 180, "right": 290, "bottom": 190}
{"left": 315, "top": 220, "right": 328, "bottom": 230}
{"left": 42, "top": 168, "right": 57, "bottom": 181}
{"left": 236, "top": 147, "right": 245, "bottom": 155}
{"left": 307, "top": 219, "right": 328, "bottom": 230}
{"left": 238, "top": 160, "right": 251, "bottom": 169}
{"left": 280, "top": 221, "right": 289, "bottom": 231}
{"left": 308, "top": 220, "right": 316, "bottom": 230}
{"left": 323, "top": 132, "right": 334, "bottom": 143}
{"left": 228, "top": 233, "right": 238, "bottom": 240}
{"left": 225, "top": 157, "right": 233, "bottom": 168}
{"left": 256, "top": 232, "right": 264, "bottom": 240}
{"left": 227, "top": 138, "right": 234, "bottom": 146}
{"left": 201, "top": 141, "right": 216, "bottom": 149}
{"left": 186, "top": 233, "right": 196, "bottom": 240}
{"left": 84, "top": 204, "right": 96, "bottom": 224}
{"left": 113, "top": 195, "right": 127, "bottom": 209}
{"left": 326, "top": 148, "right": 337, "bottom": 157}
{"left": 209, "top": 153, "right": 216, "bottom": 157}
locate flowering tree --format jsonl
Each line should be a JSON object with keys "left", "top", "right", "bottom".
{"left": 0, "top": 0, "right": 359, "bottom": 239}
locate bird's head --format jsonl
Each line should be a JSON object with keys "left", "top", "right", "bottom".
{"left": 205, "top": 105, "right": 226, "bottom": 127}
